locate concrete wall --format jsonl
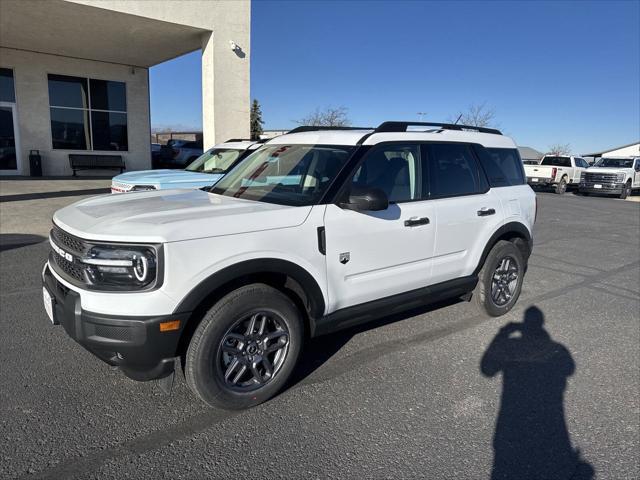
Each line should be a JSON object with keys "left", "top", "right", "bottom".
{"left": 69, "top": 0, "right": 251, "bottom": 147}
{"left": 0, "top": 47, "right": 150, "bottom": 176}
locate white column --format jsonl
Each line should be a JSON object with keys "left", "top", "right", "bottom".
{"left": 201, "top": 27, "right": 250, "bottom": 149}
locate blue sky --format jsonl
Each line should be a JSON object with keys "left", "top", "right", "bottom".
{"left": 150, "top": 0, "right": 639, "bottom": 154}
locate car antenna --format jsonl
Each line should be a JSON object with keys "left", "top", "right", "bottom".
{"left": 453, "top": 114, "right": 462, "bottom": 125}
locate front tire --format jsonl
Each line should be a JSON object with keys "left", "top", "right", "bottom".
{"left": 185, "top": 283, "right": 303, "bottom": 409}
{"left": 474, "top": 240, "right": 525, "bottom": 317}
{"left": 620, "top": 181, "right": 631, "bottom": 199}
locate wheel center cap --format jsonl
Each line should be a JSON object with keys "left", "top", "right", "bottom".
{"left": 246, "top": 343, "right": 258, "bottom": 355}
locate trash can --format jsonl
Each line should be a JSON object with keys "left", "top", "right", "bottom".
{"left": 29, "top": 150, "right": 42, "bottom": 177}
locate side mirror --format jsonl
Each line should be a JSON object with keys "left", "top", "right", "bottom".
{"left": 339, "top": 186, "right": 389, "bottom": 211}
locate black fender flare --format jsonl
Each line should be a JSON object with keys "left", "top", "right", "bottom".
{"left": 172, "top": 258, "right": 326, "bottom": 320}
{"left": 474, "top": 222, "right": 533, "bottom": 275}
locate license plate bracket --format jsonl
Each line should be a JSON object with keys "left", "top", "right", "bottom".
{"left": 43, "top": 286, "right": 58, "bottom": 325}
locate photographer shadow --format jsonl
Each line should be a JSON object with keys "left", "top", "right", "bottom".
{"left": 481, "top": 306, "right": 594, "bottom": 480}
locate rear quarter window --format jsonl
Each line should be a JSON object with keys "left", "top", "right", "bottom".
{"left": 475, "top": 147, "right": 526, "bottom": 187}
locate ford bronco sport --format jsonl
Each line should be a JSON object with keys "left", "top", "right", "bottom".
{"left": 42, "top": 122, "right": 536, "bottom": 409}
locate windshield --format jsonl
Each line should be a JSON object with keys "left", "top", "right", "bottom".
{"left": 541, "top": 156, "right": 571, "bottom": 167}
{"left": 211, "top": 144, "right": 354, "bottom": 206}
{"left": 596, "top": 158, "right": 634, "bottom": 168}
{"left": 185, "top": 148, "right": 244, "bottom": 173}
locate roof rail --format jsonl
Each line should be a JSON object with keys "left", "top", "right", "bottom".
{"left": 287, "top": 126, "right": 373, "bottom": 134}
{"left": 224, "top": 138, "right": 253, "bottom": 142}
{"left": 374, "top": 121, "right": 502, "bottom": 136}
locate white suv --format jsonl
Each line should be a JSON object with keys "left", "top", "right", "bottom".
{"left": 42, "top": 122, "right": 536, "bottom": 409}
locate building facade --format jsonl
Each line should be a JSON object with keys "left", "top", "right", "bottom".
{"left": 0, "top": 0, "right": 250, "bottom": 176}
{"left": 582, "top": 142, "right": 640, "bottom": 160}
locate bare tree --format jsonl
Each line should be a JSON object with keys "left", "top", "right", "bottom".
{"left": 547, "top": 143, "right": 572, "bottom": 156}
{"left": 296, "top": 106, "right": 351, "bottom": 127}
{"left": 450, "top": 102, "right": 497, "bottom": 128}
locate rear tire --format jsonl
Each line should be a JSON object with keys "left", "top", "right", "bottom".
{"left": 620, "top": 181, "right": 631, "bottom": 199}
{"left": 554, "top": 177, "right": 567, "bottom": 194}
{"left": 185, "top": 283, "right": 303, "bottom": 409}
{"left": 474, "top": 240, "right": 525, "bottom": 317}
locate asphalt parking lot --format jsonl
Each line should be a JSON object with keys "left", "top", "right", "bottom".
{"left": 1, "top": 188, "right": 638, "bottom": 479}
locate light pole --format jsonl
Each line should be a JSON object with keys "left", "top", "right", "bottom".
{"left": 417, "top": 112, "right": 427, "bottom": 122}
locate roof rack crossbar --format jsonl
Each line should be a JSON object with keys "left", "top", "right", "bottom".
{"left": 374, "top": 121, "right": 502, "bottom": 135}
{"left": 287, "top": 126, "right": 373, "bottom": 134}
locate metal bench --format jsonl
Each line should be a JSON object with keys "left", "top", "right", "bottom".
{"left": 68, "top": 154, "right": 125, "bottom": 176}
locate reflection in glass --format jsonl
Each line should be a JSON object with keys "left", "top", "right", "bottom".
{"left": 0, "top": 68, "right": 16, "bottom": 103}
{"left": 90, "top": 79, "right": 126, "bottom": 111}
{"left": 0, "top": 106, "right": 17, "bottom": 169}
{"left": 50, "top": 108, "right": 90, "bottom": 150}
{"left": 91, "top": 111, "right": 128, "bottom": 151}
{"left": 48, "top": 75, "right": 89, "bottom": 108}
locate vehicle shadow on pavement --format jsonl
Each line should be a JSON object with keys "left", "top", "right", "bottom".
{"left": 289, "top": 297, "right": 461, "bottom": 387}
{"left": 480, "top": 306, "right": 595, "bottom": 480}
{"left": 0, "top": 233, "right": 46, "bottom": 252}
{"left": 0, "top": 188, "right": 109, "bottom": 202}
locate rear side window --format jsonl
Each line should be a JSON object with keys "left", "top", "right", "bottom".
{"left": 541, "top": 156, "right": 571, "bottom": 167}
{"left": 425, "top": 143, "right": 487, "bottom": 198}
{"left": 481, "top": 148, "right": 526, "bottom": 186}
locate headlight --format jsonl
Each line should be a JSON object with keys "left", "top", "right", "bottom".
{"left": 82, "top": 244, "right": 158, "bottom": 290}
{"left": 616, "top": 173, "right": 625, "bottom": 182}
{"left": 131, "top": 185, "right": 156, "bottom": 191}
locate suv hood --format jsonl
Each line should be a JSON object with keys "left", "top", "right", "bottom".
{"left": 586, "top": 167, "right": 631, "bottom": 174}
{"left": 53, "top": 189, "right": 312, "bottom": 243}
{"left": 115, "top": 169, "right": 223, "bottom": 186}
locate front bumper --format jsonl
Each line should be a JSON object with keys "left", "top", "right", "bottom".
{"left": 42, "top": 263, "right": 190, "bottom": 381}
{"left": 579, "top": 182, "right": 624, "bottom": 194}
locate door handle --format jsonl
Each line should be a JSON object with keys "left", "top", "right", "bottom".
{"left": 477, "top": 208, "right": 496, "bottom": 217}
{"left": 404, "top": 217, "right": 430, "bottom": 227}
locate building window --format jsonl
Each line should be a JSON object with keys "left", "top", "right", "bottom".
{"left": 1, "top": 68, "right": 16, "bottom": 103}
{"left": 48, "top": 74, "right": 128, "bottom": 151}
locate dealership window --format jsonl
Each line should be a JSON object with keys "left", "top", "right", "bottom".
{"left": 48, "top": 74, "right": 127, "bottom": 151}
{"left": 0, "top": 68, "right": 16, "bottom": 103}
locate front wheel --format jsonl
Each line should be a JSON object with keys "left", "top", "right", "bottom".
{"left": 619, "top": 181, "right": 631, "bottom": 199}
{"left": 185, "top": 283, "right": 303, "bottom": 409}
{"left": 474, "top": 240, "right": 525, "bottom": 317}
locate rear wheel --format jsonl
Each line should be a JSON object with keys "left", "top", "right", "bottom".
{"left": 474, "top": 240, "right": 525, "bottom": 317}
{"left": 554, "top": 177, "right": 567, "bottom": 194}
{"left": 620, "top": 181, "right": 631, "bottom": 199}
{"left": 185, "top": 283, "right": 303, "bottom": 409}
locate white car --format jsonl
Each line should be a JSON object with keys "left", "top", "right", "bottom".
{"left": 42, "top": 121, "right": 536, "bottom": 409}
{"left": 579, "top": 156, "right": 640, "bottom": 199}
{"left": 524, "top": 155, "right": 589, "bottom": 194}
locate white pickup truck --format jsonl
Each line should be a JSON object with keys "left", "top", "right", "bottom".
{"left": 524, "top": 155, "right": 589, "bottom": 194}
{"left": 579, "top": 156, "right": 640, "bottom": 199}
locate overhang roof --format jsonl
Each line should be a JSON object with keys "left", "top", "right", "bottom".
{"left": 0, "top": 0, "right": 208, "bottom": 67}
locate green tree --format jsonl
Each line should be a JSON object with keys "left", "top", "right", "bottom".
{"left": 250, "top": 99, "right": 264, "bottom": 140}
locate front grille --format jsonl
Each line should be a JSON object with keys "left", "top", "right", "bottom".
{"left": 52, "top": 250, "right": 86, "bottom": 282}
{"left": 111, "top": 181, "right": 133, "bottom": 193}
{"left": 92, "top": 324, "right": 133, "bottom": 342}
{"left": 584, "top": 172, "right": 619, "bottom": 183}
{"left": 50, "top": 226, "right": 89, "bottom": 285}
{"left": 51, "top": 226, "right": 86, "bottom": 255}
